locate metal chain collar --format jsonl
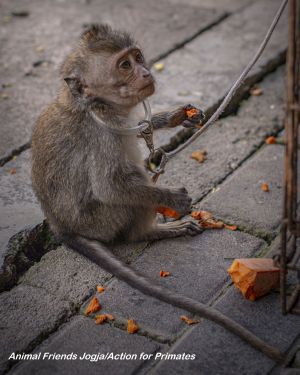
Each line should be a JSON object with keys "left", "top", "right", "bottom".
{"left": 90, "top": 99, "right": 168, "bottom": 179}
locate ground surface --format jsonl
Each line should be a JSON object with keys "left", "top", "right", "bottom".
{"left": 0, "top": 0, "right": 299, "bottom": 374}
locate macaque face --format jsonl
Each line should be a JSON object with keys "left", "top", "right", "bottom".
{"left": 85, "top": 47, "right": 155, "bottom": 108}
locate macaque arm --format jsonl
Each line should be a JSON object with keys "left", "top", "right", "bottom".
{"left": 90, "top": 162, "right": 191, "bottom": 214}
{"left": 151, "top": 105, "right": 205, "bottom": 130}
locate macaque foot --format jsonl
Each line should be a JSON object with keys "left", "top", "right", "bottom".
{"left": 139, "top": 220, "right": 203, "bottom": 241}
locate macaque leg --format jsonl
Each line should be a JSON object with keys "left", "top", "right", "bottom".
{"left": 135, "top": 220, "right": 203, "bottom": 242}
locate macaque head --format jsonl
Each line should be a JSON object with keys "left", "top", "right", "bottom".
{"left": 61, "top": 24, "right": 155, "bottom": 110}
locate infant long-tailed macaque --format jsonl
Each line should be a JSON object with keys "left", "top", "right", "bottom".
{"left": 31, "top": 26, "right": 282, "bottom": 361}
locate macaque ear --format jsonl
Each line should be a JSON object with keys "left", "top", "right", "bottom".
{"left": 64, "top": 77, "right": 84, "bottom": 98}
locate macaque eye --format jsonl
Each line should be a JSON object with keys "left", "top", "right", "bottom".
{"left": 136, "top": 52, "right": 144, "bottom": 64}
{"left": 119, "top": 60, "right": 131, "bottom": 70}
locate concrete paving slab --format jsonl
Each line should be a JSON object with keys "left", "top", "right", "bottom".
{"left": 20, "top": 241, "right": 147, "bottom": 306}
{"left": 0, "top": 150, "right": 43, "bottom": 271}
{"left": 20, "top": 246, "right": 110, "bottom": 306}
{"left": 167, "top": 0, "right": 254, "bottom": 11}
{"left": 152, "top": 288, "right": 300, "bottom": 375}
{"left": 0, "top": 0, "right": 226, "bottom": 159}
{"left": 157, "top": 66, "right": 285, "bottom": 200}
{"left": 10, "top": 315, "right": 161, "bottom": 375}
{"left": 147, "top": 0, "right": 287, "bottom": 151}
{"left": 0, "top": 284, "right": 72, "bottom": 375}
{"left": 199, "top": 145, "right": 284, "bottom": 239}
{"left": 91, "top": 229, "right": 265, "bottom": 336}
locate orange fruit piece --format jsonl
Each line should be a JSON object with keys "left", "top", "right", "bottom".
{"left": 96, "top": 285, "right": 105, "bottom": 293}
{"left": 127, "top": 319, "right": 139, "bottom": 334}
{"left": 186, "top": 107, "right": 199, "bottom": 118}
{"left": 85, "top": 297, "right": 101, "bottom": 315}
{"left": 156, "top": 207, "right": 180, "bottom": 219}
{"left": 228, "top": 258, "right": 279, "bottom": 301}
{"left": 180, "top": 315, "right": 199, "bottom": 325}
{"left": 160, "top": 270, "right": 170, "bottom": 277}
{"left": 261, "top": 183, "right": 269, "bottom": 192}
{"left": 265, "top": 136, "right": 276, "bottom": 144}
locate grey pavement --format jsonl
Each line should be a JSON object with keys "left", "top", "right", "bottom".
{"left": 199, "top": 145, "right": 285, "bottom": 240}
{"left": 0, "top": 0, "right": 299, "bottom": 374}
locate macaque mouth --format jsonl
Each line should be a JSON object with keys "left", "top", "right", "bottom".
{"left": 140, "top": 81, "right": 155, "bottom": 91}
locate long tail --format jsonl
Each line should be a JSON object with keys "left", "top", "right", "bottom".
{"left": 64, "top": 235, "right": 285, "bottom": 364}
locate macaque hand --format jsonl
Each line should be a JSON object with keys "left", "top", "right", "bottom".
{"left": 180, "top": 104, "right": 205, "bottom": 128}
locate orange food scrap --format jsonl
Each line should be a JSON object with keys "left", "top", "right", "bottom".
{"left": 95, "top": 313, "right": 114, "bottom": 325}
{"left": 191, "top": 210, "right": 212, "bottom": 221}
{"left": 160, "top": 270, "right": 170, "bottom": 277}
{"left": 96, "top": 285, "right": 105, "bottom": 293}
{"left": 127, "top": 319, "right": 139, "bottom": 334}
{"left": 9, "top": 168, "right": 16, "bottom": 175}
{"left": 250, "top": 87, "right": 263, "bottom": 96}
{"left": 228, "top": 258, "right": 279, "bottom": 301}
{"left": 95, "top": 314, "right": 108, "bottom": 325}
{"left": 224, "top": 224, "right": 238, "bottom": 231}
{"left": 156, "top": 206, "right": 180, "bottom": 219}
{"left": 191, "top": 210, "right": 229, "bottom": 230}
{"left": 180, "top": 315, "right": 199, "bottom": 325}
{"left": 191, "top": 150, "right": 207, "bottom": 163}
{"left": 265, "top": 136, "right": 277, "bottom": 145}
{"left": 85, "top": 297, "right": 101, "bottom": 315}
{"left": 261, "top": 183, "right": 269, "bottom": 192}
{"left": 186, "top": 107, "right": 199, "bottom": 118}
{"left": 200, "top": 220, "right": 224, "bottom": 229}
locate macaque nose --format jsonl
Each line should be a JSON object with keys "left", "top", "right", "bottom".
{"left": 142, "top": 68, "right": 151, "bottom": 78}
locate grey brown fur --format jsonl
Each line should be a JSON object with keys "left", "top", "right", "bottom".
{"left": 32, "top": 24, "right": 204, "bottom": 245}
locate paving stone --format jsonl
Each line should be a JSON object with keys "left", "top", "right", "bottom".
{"left": 157, "top": 66, "right": 285, "bottom": 200}
{"left": 152, "top": 287, "right": 300, "bottom": 375}
{"left": 167, "top": 0, "right": 254, "bottom": 12}
{"left": 0, "top": 150, "right": 43, "bottom": 271}
{"left": 148, "top": 0, "right": 287, "bottom": 150}
{"left": 92, "top": 230, "right": 265, "bottom": 336}
{"left": 20, "top": 242, "right": 147, "bottom": 306}
{"left": 0, "top": 0, "right": 225, "bottom": 159}
{"left": 0, "top": 284, "right": 72, "bottom": 375}
{"left": 199, "top": 145, "right": 284, "bottom": 238}
{"left": 10, "top": 315, "right": 161, "bottom": 375}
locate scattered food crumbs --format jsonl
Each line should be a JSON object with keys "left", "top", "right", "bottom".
{"left": 191, "top": 210, "right": 213, "bottom": 221}
{"left": 228, "top": 258, "right": 279, "bottom": 301}
{"left": 200, "top": 220, "right": 224, "bottom": 229}
{"left": 95, "top": 313, "right": 114, "bottom": 325}
{"left": 191, "top": 211, "right": 237, "bottom": 230}
{"left": 127, "top": 319, "right": 139, "bottom": 334}
{"left": 261, "top": 183, "right": 269, "bottom": 192}
{"left": 191, "top": 150, "right": 207, "bottom": 163}
{"left": 96, "top": 285, "right": 105, "bottom": 293}
{"left": 160, "top": 270, "right": 170, "bottom": 278}
{"left": 95, "top": 314, "right": 108, "bottom": 325}
{"left": 8, "top": 168, "right": 16, "bottom": 175}
{"left": 250, "top": 87, "right": 263, "bottom": 96}
{"left": 35, "top": 46, "right": 45, "bottom": 53}
{"left": 180, "top": 315, "right": 199, "bottom": 325}
{"left": 185, "top": 107, "right": 199, "bottom": 119}
{"left": 224, "top": 224, "right": 238, "bottom": 231}
{"left": 265, "top": 136, "right": 277, "bottom": 144}
{"left": 156, "top": 207, "right": 180, "bottom": 219}
{"left": 153, "top": 62, "right": 164, "bottom": 72}
{"left": 85, "top": 297, "right": 101, "bottom": 315}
